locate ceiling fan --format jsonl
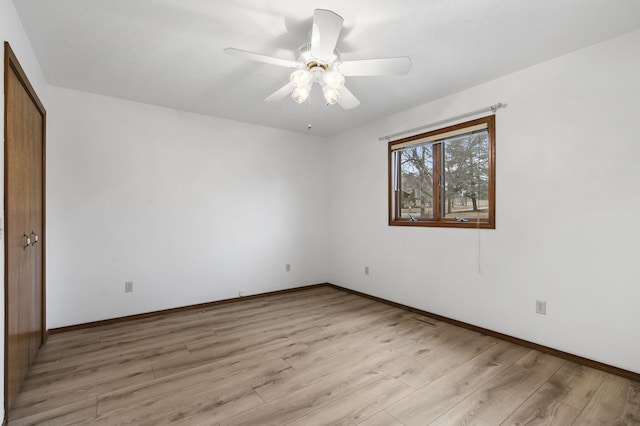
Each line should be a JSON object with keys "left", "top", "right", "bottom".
{"left": 224, "top": 9, "right": 412, "bottom": 110}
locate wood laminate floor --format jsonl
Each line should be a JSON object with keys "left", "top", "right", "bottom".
{"left": 8, "top": 286, "right": 640, "bottom": 425}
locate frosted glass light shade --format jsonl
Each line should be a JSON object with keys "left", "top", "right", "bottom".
{"left": 323, "top": 87, "right": 340, "bottom": 105}
{"left": 323, "top": 71, "right": 345, "bottom": 89}
{"left": 290, "top": 69, "right": 311, "bottom": 87}
{"left": 292, "top": 85, "right": 311, "bottom": 103}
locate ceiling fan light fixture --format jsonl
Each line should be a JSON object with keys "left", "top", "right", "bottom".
{"left": 290, "top": 69, "right": 311, "bottom": 87}
{"left": 225, "top": 9, "right": 412, "bottom": 110}
{"left": 324, "top": 71, "right": 345, "bottom": 89}
{"left": 323, "top": 87, "right": 341, "bottom": 105}
{"left": 292, "top": 85, "right": 311, "bottom": 104}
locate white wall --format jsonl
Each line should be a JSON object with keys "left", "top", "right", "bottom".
{"left": 328, "top": 29, "right": 640, "bottom": 374}
{"left": 47, "top": 87, "right": 329, "bottom": 327}
{"left": 1, "top": 0, "right": 49, "bottom": 418}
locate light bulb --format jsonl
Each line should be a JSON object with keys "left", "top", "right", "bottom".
{"left": 290, "top": 69, "right": 311, "bottom": 87}
{"left": 324, "top": 71, "right": 345, "bottom": 89}
{"left": 323, "top": 87, "right": 340, "bottom": 105}
{"left": 292, "top": 85, "right": 310, "bottom": 104}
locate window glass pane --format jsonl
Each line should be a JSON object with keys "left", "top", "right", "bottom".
{"left": 442, "top": 131, "right": 489, "bottom": 220}
{"left": 399, "top": 145, "right": 434, "bottom": 219}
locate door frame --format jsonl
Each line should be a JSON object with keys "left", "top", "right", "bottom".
{"left": 3, "top": 41, "right": 47, "bottom": 414}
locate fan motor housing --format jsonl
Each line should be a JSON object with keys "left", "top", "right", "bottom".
{"left": 296, "top": 42, "right": 340, "bottom": 69}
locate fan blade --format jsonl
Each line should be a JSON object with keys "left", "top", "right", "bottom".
{"left": 339, "top": 57, "right": 412, "bottom": 76}
{"left": 338, "top": 86, "right": 360, "bottom": 110}
{"left": 311, "top": 9, "right": 343, "bottom": 62}
{"left": 224, "top": 48, "right": 299, "bottom": 68}
{"left": 265, "top": 83, "right": 294, "bottom": 102}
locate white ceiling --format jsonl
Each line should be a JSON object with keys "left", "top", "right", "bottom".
{"left": 12, "top": 0, "right": 640, "bottom": 136}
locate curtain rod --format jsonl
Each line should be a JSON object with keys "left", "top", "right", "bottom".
{"left": 378, "top": 102, "right": 507, "bottom": 142}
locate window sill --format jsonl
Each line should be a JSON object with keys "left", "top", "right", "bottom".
{"left": 389, "top": 219, "right": 495, "bottom": 229}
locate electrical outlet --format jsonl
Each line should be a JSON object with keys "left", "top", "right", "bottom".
{"left": 125, "top": 281, "right": 133, "bottom": 293}
{"left": 238, "top": 291, "right": 244, "bottom": 297}
{"left": 536, "top": 300, "right": 546, "bottom": 315}
{"left": 364, "top": 266, "right": 369, "bottom": 275}
{"left": 286, "top": 264, "right": 291, "bottom": 272}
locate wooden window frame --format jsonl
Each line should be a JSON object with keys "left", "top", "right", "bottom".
{"left": 388, "top": 115, "right": 495, "bottom": 229}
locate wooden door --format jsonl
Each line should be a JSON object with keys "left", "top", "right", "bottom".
{"left": 4, "top": 42, "right": 46, "bottom": 411}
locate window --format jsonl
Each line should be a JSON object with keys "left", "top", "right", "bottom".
{"left": 389, "top": 115, "right": 495, "bottom": 228}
